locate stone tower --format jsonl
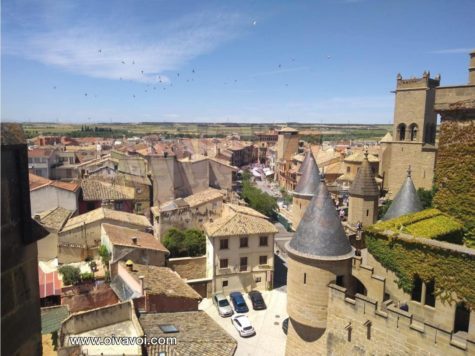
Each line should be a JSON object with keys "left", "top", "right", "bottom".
{"left": 469, "top": 50, "right": 475, "bottom": 85}
{"left": 276, "top": 127, "right": 299, "bottom": 162}
{"left": 348, "top": 151, "right": 380, "bottom": 227}
{"left": 292, "top": 151, "right": 320, "bottom": 228}
{"left": 382, "top": 167, "right": 423, "bottom": 221}
{"left": 285, "top": 181, "right": 354, "bottom": 355}
{"left": 379, "top": 72, "right": 439, "bottom": 196}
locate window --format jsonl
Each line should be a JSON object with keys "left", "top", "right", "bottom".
{"left": 425, "top": 279, "right": 436, "bottom": 307}
{"left": 255, "top": 277, "right": 261, "bottom": 283}
{"left": 397, "top": 123, "right": 406, "bottom": 141}
{"left": 240, "top": 257, "right": 247, "bottom": 271}
{"left": 240, "top": 237, "right": 248, "bottom": 248}
{"left": 114, "top": 201, "right": 124, "bottom": 210}
{"left": 219, "top": 259, "right": 228, "bottom": 269}
{"left": 411, "top": 275, "right": 423, "bottom": 302}
{"left": 220, "top": 239, "right": 228, "bottom": 250}
{"left": 409, "top": 123, "right": 418, "bottom": 141}
{"left": 366, "top": 209, "right": 369, "bottom": 217}
{"left": 454, "top": 302, "right": 470, "bottom": 333}
{"left": 222, "top": 280, "right": 229, "bottom": 288}
{"left": 346, "top": 166, "right": 350, "bottom": 173}
{"left": 259, "top": 255, "right": 267, "bottom": 265}
{"left": 336, "top": 275, "right": 344, "bottom": 287}
{"left": 303, "top": 273, "right": 307, "bottom": 284}
{"left": 259, "top": 236, "right": 268, "bottom": 247}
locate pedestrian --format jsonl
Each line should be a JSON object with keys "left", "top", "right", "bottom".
{"left": 339, "top": 209, "right": 345, "bottom": 220}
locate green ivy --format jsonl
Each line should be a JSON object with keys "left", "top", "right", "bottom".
{"left": 433, "top": 119, "right": 475, "bottom": 246}
{"left": 366, "top": 232, "right": 475, "bottom": 309}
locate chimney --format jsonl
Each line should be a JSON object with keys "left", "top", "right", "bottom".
{"left": 34, "top": 214, "right": 41, "bottom": 222}
{"left": 139, "top": 275, "right": 145, "bottom": 295}
{"left": 125, "top": 260, "right": 133, "bottom": 271}
{"left": 131, "top": 237, "right": 138, "bottom": 245}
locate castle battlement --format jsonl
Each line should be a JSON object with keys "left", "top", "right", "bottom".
{"left": 396, "top": 72, "right": 441, "bottom": 90}
{"left": 328, "top": 283, "right": 474, "bottom": 354}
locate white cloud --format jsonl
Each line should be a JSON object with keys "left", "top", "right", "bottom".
{"left": 4, "top": 11, "right": 243, "bottom": 83}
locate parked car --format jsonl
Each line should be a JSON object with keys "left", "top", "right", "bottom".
{"left": 248, "top": 290, "right": 267, "bottom": 310}
{"left": 231, "top": 315, "right": 256, "bottom": 337}
{"left": 212, "top": 293, "right": 233, "bottom": 317}
{"left": 229, "top": 291, "right": 249, "bottom": 313}
{"left": 282, "top": 317, "right": 289, "bottom": 334}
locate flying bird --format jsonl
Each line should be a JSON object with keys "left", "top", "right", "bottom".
{"left": 192, "top": 69, "right": 195, "bottom": 74}
{"left": 278, "top": 64, "right": 282, "bottom": 68}
{"left": 252, "top": 20, "right": 257, "bottom": 26}
{"left": 98, "top": 49, "right": 102, "bottom": 53}
{"left": 53, "top": 86, "right": 56, "bottom": 89}
{"left": 84, "top": 93, "right": 88, "bottom": 96}
{"left": 122, "top": 61, "right": 126, "bottom": 64}
{"left": 177, "top": 73, "right": 180, "bottom": 77}
{"left": 141, "top": 70, "right": 144, "bottom": 75}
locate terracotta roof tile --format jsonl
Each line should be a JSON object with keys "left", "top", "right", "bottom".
{"left": 102, "top": 223, "right": 168, "bottom": 253}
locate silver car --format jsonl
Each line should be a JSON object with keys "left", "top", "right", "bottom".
{"left": 213, "top": 293, "right": 234, "bottom": 317}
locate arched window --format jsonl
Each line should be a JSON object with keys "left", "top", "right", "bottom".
{"left": 397, "top": 123, "right": 406, "bottom": 141}
{"left": 430, "top": 124, "right": 436, "bottom": 144}
{"left": 409, "top": 124, "right": 418, "bottom": 141}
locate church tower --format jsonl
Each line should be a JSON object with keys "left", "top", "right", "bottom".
{"left": 292, "top": 151, "right": 320, "bottom": 228}
{"left": 285, "top": 180, "right": 354, "bottom": 355}
{"left": 379, "top": 72, "right": 439, "bottom": 196}
{"left": 348, "top": 151, "right": 380, "bottom": 227}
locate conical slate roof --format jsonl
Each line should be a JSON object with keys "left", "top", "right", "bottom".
{"left": 288, "top": 181, "right": 353, "bottom": 260}
{"left": 382, "top": 169, "right": 423, "bottom": 221}
{"left": 294, "top": 151, "right": 320, "bottom": 197}
{"left": 349, "top": 152, "right": 380, "bottom": 197}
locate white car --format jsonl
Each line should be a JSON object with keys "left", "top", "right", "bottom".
{"left": 231, "top": 315, "right": 256, "bottom": 337}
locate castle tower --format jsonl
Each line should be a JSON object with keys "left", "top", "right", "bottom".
{"left": 348, "top": 151, "right": 380, "bottom": 227}
{"left": 382, "top": 167, "right": 423, "bottom": 221}
{"left": 292, "top": 151, "right": 320, "bottom": 227}
{"left": 469, "top": 50, "right": 475, "bottom": 85}
{"left": 285, "top": 181, "right": 354, "bottom": 355}
{"left": 380, "top": 72, "right": 439, "bottom": 196}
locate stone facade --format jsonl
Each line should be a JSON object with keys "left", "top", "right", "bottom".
{"left": 348, "top": 197, "right": 378, "bottom": 227}
{"left": 379, "top": 73, "right": 439, "bottom": 195}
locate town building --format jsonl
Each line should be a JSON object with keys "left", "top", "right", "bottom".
{"left": 276, "top": 127, "right": 300, "bottom": 190}
{"left": 110, "top": 261, "right": 202, "bottom": 313}
{"left": 151, "top": 187, "right": 225, "bottom": 240}
{"left": 336, "top": 151, "right": 380, "bottom": 193}
{"left": 35, "top": 207, "right": 73, "bottom": 261}
{"left": 58, "top": 301, "right": 143, "bottom": 355}
{"left": 255, "top": 129, "right": 278, "bottom": 164}
{"left": 101, "top": 223, "right": 169, "bottom": 266}
{"left": 139, "top": 311, "right": 237, "bottom": 356}
{"left": 28, "top": 147, "right": 59, "bottom": 178}
{"left": 58, "top": 207, "right": 151, "bottom": 263}
{"left": 204, "top": 204, "right": 278, "bottom": 294}
{"left": 29, "top": 173, "right": 80, "bottom": 215}
{"left": 379, "top": 71, "right": 439, "bottom": 196}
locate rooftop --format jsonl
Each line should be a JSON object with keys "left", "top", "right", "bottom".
{"left": 349, "top": 152, "right": 380, "bottom": 197}
{"left": 204, "top": 204, "right": 278, "bottom": 237}
{"left": 29, "top": 173, "right": 52, "bottom": 190}
{"left": 294, "top": 151, "right": 320, "bottom": 197}
{"left": 123, "top": 262, "right": 202, "bottom": 300}
{"left": 35, "top": 207, "right": 73, "bottom": 232}
{"left": 183, "top": 188, "right": 224, "bottom": 208}
{"left": 62, "top": 207, "right": 151, "bottom": 232}
{"left": 344, "top": 151, "right": 379, "bottom": 163}
{"left": 139, "top": 311, "right": 237, "bottom": 356}
{"left": 81, "top": 178, "right": 135, "bottom": 201}
{"left": 41, "top": 306, "right": 69, "bottom": 334}
{"left": 278, "top": 127, "right": 298, "bottom": 133}
{"left": 102, "top": 223, "right": 168, "bottom": 253}
{"left": 382, "top": 169, "right": 423, "bottom": 221}
{"left": 287, "top": 181, "right": 353, "bottom": 260}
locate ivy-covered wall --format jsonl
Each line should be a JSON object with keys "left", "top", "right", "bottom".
{"left": 366, "top": 232, "right": 475, "bottom": 309}
{"left": 433, "top": 119, "right": 475, "bottom": 247}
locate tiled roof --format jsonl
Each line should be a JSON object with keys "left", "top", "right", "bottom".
{"left": 278, "top": 127, "right": 298, "bottom": 132}
{"left": 204, "top": 204, "right": 278, "bottom": 237}
{"left": 344, "top": 151, "right": 379, "bottom": 163}
{"left": 29, "top": 173, "right": 79, "bottom": 192}
{"left": 184, "top": 188, "right": 224, "bottom": 208}
{"left": 294, "top": 151, "right": 320, "bottom": 197}
{"left": 81, "top": 179, "right": 135, "bottom": 201}
{"left": 323, "top": 161, "right": 343, "bottom": 175}
{"left": 28, "top": 148, "right": 56, "bottom": 158}
{"left": 349, "top": 153, "right": 380, "bottom": 197}
{"left": 41, "top": 306, "right": 69, "bottom": 334}
{"left": 226, "top": 203, "right": 268, "bottom": 219}
{"left": 62, "top": 208, "right": 151, "bottom": 232}
{"left": 35, "top": 207, "right": 73, "bottom": 231}
{"left": 118, "top": 157, "right": 147, "bottom": 176}
{"left": 139, "top": 311, "right": 237, "bottom": 356}
{"left": 124, "top": 262, "right": 202, "bottom": 300}
{"left": 102, "top": 223, "right": 168, "bottom": 253}
{"left": 29, "top": 173, "right": 52, "bottom": 191}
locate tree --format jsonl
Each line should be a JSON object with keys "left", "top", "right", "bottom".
{"left": 163, "top": 228, "right": 186, "bottom": 257}
{"left": 98, "top": 245, "right": 111, "bottom": 282}
{"left": 241, "top": 180, "right": 278, "bottom": 219}
{"left": 378, "top": 200, "right": 392, "bottom": 219}
{"left": 59, "top": 266, "right": 81, "bottom": 286}
{"left": 184, "top": 229, "right": 206, "bottom": 256}
{"left": 417, "top": 187, "right": 436, "bottom": 209}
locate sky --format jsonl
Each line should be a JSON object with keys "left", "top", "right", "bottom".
{"left": 1, "top": 0, "right": 474, "bottom": 124}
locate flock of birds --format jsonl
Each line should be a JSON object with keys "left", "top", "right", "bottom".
{"left": 52, "top": 19, "right": 333, "bottom": 101}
